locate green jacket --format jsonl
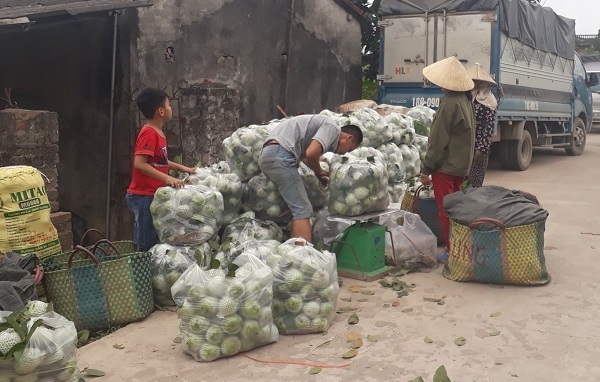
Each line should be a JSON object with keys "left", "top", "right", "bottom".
{"left": 422, "top": 92, "right": 475, "bottom": 177}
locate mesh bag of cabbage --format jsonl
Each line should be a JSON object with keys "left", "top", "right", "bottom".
{"left": 0, "top": 310, "right": 80, "bottom": 382}
{"left": 185, "top": 168, "right": 243, "bottom": 226}
{"left": 222, "top": 122, "right": 280, "bottom": 182}
{"left": 254, "top": 238, "right": 339, "bottom": 335}
{"left": 406, "top": 106, "right": 436, "bottom": 137}
{"left": 221, "top": 212, "right": 284, "bottom": 248}
{"left": 150, "top": 243, "right": 215, "bottom": 306}
{"left": 150, "top": 185, "right": 224, "bottom": 245}
{"left": 328, "top": 152, "right": 390, "bottom": 216}
{"left": 242, "top": 174, "right": 292, "bottom": 223}
{"left": 215, "top": 240, "right": 280, "bottom": 270}
{"left": 376, "top": 142, "right": 407, "bottom": 183}
{"left": 171, "top": 254, "right": 277, "bottom": 362}
{"left": 384, "top": 113, "right": 415, "bottom": 146}
{"left": 337, "top": 107, "right": 393, "bottom": 148}
{"left": 298, "top": 162, "right": 330, "bottom": 208}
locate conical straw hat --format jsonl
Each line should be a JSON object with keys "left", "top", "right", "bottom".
{"left": 467, "top": 63, "right": 496, "bottom": 84}
{"left": 422, "top": 56, "right": 474, "bottom": 92}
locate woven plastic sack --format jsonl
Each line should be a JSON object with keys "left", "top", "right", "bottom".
{"left": 242, "top": 174, "right": 291, "bottom": 223}
{"left": 258, "top": 238, "right": 339, "bottom": 335}
{"left": 298, "top": 162, "right": 329, "bottom": 208}
{"left": 328, "top": 154, "right": 390, "bottom": 216}
{"left": 443, "top": 219, "right": 550, "bottom": 285}
{"left": 385, "top": 113, "right": 415, "bottom": 146}
{"left": 221, "top": 212, "right": 284, "bottom": 249}
{"left": 222, "top": 123, "right": 279, "bottom": 181}
{"left": 150, "top": 185, "right": 224, "bottom": 245}
{"left": 171, "top": 255, "right": 277, "bottom": 362}
{"left": 0, "top": 309, "right": 80, "bottom": 382}
{"left": 149, "top": 243, "right": 214, "bottom": 306}
{"left": 0, "top": 166, "right": 62, "bottom": 260}
{"left": 215, "top": 240, "right": 280, "bottom": 269}
{"left": 185, "top": 168, "right": 243, "bottom": 226}
{"left": 407, "top": 106, "right": 436, "bottom": 137}
{"left": 338, "top": 108, "right": 393, "bottom": 148}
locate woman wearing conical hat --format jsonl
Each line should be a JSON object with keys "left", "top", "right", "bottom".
{"left": 419, "top": 56, "right": 475, "bottom": 261}
{"left": 465, "top": 63, "right": 498, "bottom": 188}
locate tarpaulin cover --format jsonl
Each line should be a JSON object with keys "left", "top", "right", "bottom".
{"left": 380, "top": 0, "right": 575, "bottom": 59}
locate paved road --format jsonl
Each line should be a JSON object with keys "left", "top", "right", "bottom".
{"left": 78, "top": 132, "right": 600, "bottom": 382}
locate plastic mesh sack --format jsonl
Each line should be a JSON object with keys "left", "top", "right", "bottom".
{"left": 221, "top": 212, "right": 284, "bottom": 248}
{"left": 0, "top": 308, "right": 80, "bottom": 382}
{"left": 151, "top": 185, "right": 224, "bottom": 245}
{"left": 413, "top": 134, "right": 428, "bottom": 162}
{"left": 338, "top": 108, "right": 393, "bottom": 148}
{"left": 215, "top": 240, "right": 280, "bottom": 270}
{"left": 150, "top": 243, "right": 215, "bottom": 306}
{"left": 298, "top": 162, "right": 329, "bottom": 209}
{"left": 171, "top": 254, "right": 277, "bottom": 362}
{"left": 385, "top": 113, "right": 415, "bottom": 146}
{"left": 256, "top": 238, "right": 339, "bottom": 335}
{"left": 376, "top": 142, "right": 407, "bottom": 183}
{"left": 398, "top": 144, "right": 421, "bottom": 179}
{"left": 185, "top": 168, "right": 243, "bottom": 226}
{"left": 328, "top": 154, "right": 390, "bottom": 216}
{"left": 407, "top": 106, "right": 436, "bottom": 137}
{"left": 388, "top": 181, "right": 408, "bottom": 204}
{"left": 242, "top": 174, "right": 291, "bottom": 223}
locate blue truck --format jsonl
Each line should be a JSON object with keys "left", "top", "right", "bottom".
{"left": 378, "top": 0, "right": 598, "bottom": 170}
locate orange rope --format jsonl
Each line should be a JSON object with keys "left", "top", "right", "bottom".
{"left": 239, "top": 353, "right": 351, "bottom": 368}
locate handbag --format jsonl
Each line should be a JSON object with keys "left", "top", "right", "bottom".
{"left": 443, "top": 217, "right": 550, "bottom": 285}
{"left": 41, "top": 243, "right": 154, "bottom": 331}
{"left": 401, "top": 185, "right": 445, "bottom": 245}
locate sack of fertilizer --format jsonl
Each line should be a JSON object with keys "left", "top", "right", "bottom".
{"left": 242, "top": 174, "right": 291, "bottom": 223}
{"left": 185, "top": 167, "right": 243, "bottom": 226}
{"left": 0, "top": 166, "right": 62, "bottom": 260}
{"left": 385, "top": 113, "right": 415, "bottom": 146}
{"left": 150, "top": 243, "right": 216, "bottom": 306}
{"left": 221, "top": 212, "right": 284, "bottom": 248}
{"left": 338, "top": 108, "right": 393, "bottom": 148}
{"left": 171, "top": 254, "right": 277, "bottom": 362}
{"left": 0, "top": 304, "right": 80, "bottom": 382}
{"left": 255, "top": 238, "right": 339, "bottom": 335}
{"left": 328, "top": 154, "right": 390, "bottom": 216}
{"left": 222, "top": 122, "right": 279, "bottom": 182}
{"left": 150, "top": 185, "right": 224, "bottom": 245}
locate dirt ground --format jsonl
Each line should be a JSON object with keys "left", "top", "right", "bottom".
{"left": 78, "top": 132, "right": 600, "bottom": 382}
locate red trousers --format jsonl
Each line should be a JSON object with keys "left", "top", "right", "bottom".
{"left": 431, "top": 172, "right": 464, "bottom": 250}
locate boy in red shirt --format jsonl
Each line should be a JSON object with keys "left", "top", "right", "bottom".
{"left": 126, "top": 88, "right": 196, "bottom": 251}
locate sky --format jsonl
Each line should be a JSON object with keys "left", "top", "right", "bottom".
{"left": 529, "top": 0, "right": 597, "bottom": 35}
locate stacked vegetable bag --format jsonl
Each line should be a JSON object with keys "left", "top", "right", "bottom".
{"left": 215, "top": 240, "right": 280, "bottom": 270}
{"left": 185, "top": 167, "right": 243, "bottom": 226}
{"left": 338, "top": 108, "right": 393, "bottom": 148}
{"left": 0, "top": 302, "right": 80, "bottom": 382}
{"left": 150, "top": 185, "right": 224, "bottom": 245}
{"left": 256, "top": 239, "right": 339, "bottom": 335}
{"left": 171, "top": 255, "right": 277, "bottom": 362}
{"left": 220, "top": 212, "right": 284, "bottom": 247}
{"left": 328, "top": 152, "right": 390, "bottom": 216}
{"left": 385, "top": 113, "right": 415, "bottom": 146}
{"left": 242, "top": 174, "right": 291, "bottom": 222}
{"left": 150, "top": 243, "right": 215, "bottom": 306}
{"left": 407, "top": 106, "right": 436, "bottom": 137}
{"left": 298, "top": 162, "right": 329, "bottom": 208}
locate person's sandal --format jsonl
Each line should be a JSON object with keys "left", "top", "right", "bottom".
{"left": 436, "top": 251, "right": 449, "bottom": 263}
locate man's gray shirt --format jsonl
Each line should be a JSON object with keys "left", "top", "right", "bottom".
{"left": 266, "top": 115, "right": 340, "bottom": 161}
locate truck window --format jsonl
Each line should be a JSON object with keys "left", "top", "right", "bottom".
{"left": 574, "top": 57, "right": 586, "bottom": 78}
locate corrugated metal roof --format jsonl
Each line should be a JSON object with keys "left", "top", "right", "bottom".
{"left": 0, "top": 0, "right": 152, "bottom": 20}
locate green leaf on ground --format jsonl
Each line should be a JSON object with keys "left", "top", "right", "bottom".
{"left": 401, "top": 308, "right": 413, "bottom": 313}
{"left": 453, "top": 337, "right": 467, "bottom": 347}
{"left": 409, "top": 377, "right": 425, "bottom": 382}
{"left": 383, "top": 304, "right": 390, "bottom": 308}
{"left": 433, "top": 365, "right": 452, "bottom": 382}
{"left": 423, "top": 297, "right": 442, "bottom": 303}
{"left": 112, "top": 344, "right": 125, "bottom": 350}
{"left": 77, "top": 330, "right": 90, "bottom": 345}
{"left": 424, "top": 337, "right": 433, "bottom": 343}
{"left": 83, "top": 369, "right": 106, "bottom": 377}
{"left": 488, "top": 329, "right": 501, "bottom": 337}
{"left": 490, "top": 312, "right": 502, "bottom": 317}
{"left": 366, "top": 335, "right": 379, "bottom": 342}
{"left": 348, "top": 313, "right": 359, "bottom": 325}
{"left": 342, "top": 349, "right": 358, "bottom": 359}
{"left": 308, "top": 367, "right": 322, "bottom": 375}
{"left": 340, "top": 298, "right": 352, "bottom": 302}
{"left": 173, "top": 336, "right": 183, "bottom": 344}
{"left": 360, "top": 290, "right": 375, "bottom": 296}
{"left": 357, "top": 298, "right": 369, "bottom": 302}
{"left": 337, "top": 306, "right": 358, "bottom": 313}
{"left": 488, "top": 284, "right": 504, "bottom": 289}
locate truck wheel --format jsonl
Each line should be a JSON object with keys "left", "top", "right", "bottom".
{"left": 500, "top": 130, "right": 532, "bottom": 171}
{"left": 565, "top": 117, "right": 586, "bottom": 156}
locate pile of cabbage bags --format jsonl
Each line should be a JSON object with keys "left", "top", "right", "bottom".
{"left": 151, "top": 185, "right": 224, "bottom": 245}
{"left": 338, "top": 108, "right": 393, "bottom": 148}
{"left": 242, "top": 174, "right": 291, "bottom": 223}
{"left": 215, "top": 240, "right": 280, "bottom": 269}
{"left": 413, "top": 134, "right": 428, "bottom": 161}
{"left": 172, "top": 255, "right": 277, "bottom": 362}
{"left": 407, "top": 106, "right": 436, "bottom": 137}
{"left": 220, "top": 212, "right": 284, "bottom": 248}
{"left": 398, "top": 144, "right": 422, "bottom": 179}
{"left": 376, "top": 142, "right": 406, "bottom": 183}
{"left": 385, "top": 113, "right": 415, "bottom": 146}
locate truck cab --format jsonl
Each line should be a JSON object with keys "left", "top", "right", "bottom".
{"left": 581, "top": 56, "right": 600, "bottom": 128}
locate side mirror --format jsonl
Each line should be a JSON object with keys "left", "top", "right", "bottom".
{"left": 586, "top": 72, "right": 599, "bottom": 87}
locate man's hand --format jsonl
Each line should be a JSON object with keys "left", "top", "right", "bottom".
{"left": 166, "top": 176, "right": 185, "bottom": 188}
{"left": 472, "top": 150, "right": 485, "bottom": 167}
{"left": 420, "top": 173, "right": 432, "bottom": 186}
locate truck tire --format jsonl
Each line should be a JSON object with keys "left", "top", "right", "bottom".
{"left": 499, "top": 130, "right": 532, "bottom": 171}
{"left": 565, "top": 117, "right": 586, "bottom": 156}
